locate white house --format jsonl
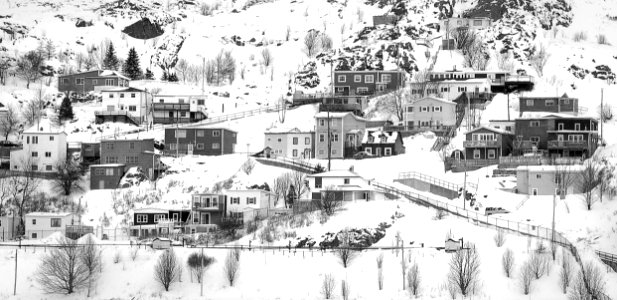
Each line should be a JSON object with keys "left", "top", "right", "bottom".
{"left": 404, "top": 96, "right": 457, "bottom": 130}
{"left": 10, "top": 119, "right": 67, "bottom": 173}
{"left": 98, "top": 87, "right": 152, "bottom": 125}
{"left": 25, "top": 212, "right": 76, "bottom": 239}
{"left": 440, "top": 17, "right": 492, "bottom": 32}
{"left": 0, "top": 215, "right": 19, "bottom": 241}
{"left": 152, "top": 94, "right": 208, "bottom": 124}
{"left": 226, "top": 189, "right": 275, "bottom": 222}
{"left": 306, "top": 169, "right": 385, "bottom": 201}
{"left": 411, "top": 78, "right": 492, "bottom": 101}
{"left": 263, "top": 126, "right": 315, "bottom": 159}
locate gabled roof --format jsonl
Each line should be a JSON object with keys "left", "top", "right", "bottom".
{"left": 518, "top": 112, "right": 597, "bottom": 120}
{"left": 315, "top": 112, "right": 367, "bottom": 122}
{"left": 265, "top": 125, "right": 314, "bottom": 134}
{"left": 410, "top": 96, "right": 456, "bottom": 106}
{"left": 98, "top": 70, "right": 129, "bottom": 80}
{"left": 307, "top": 169, "right": 362, "bottom": 178}
{"left": 23, "top": 119, "right": 66, "bottom": 135}
{"left": 466, "top": 126, "right": 513, "bottom": 136}
{"left": 100, "top": 87, "right": 145, "bottom": 93}
{"left": 26, "top": 212, "right": 73, "bottom": 217}
{"left": 362, "top": 128, "right": 400, "bottom": 144}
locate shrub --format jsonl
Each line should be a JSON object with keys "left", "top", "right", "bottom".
{"left": 187, "top": 252, "right": 215, "bottom": 283}
{"left": 434, "top": 209, "right": 447, "bottom": 220}
{"left": 341, "top": 279, "right": 350, "bottom": 300}
{"left": 224, "top": 250, "right": 240, "bottom": 286}
{"left": 597, "top": 34, "right": 610, "bottom": 45}
{"left": 559, "top": 251, "right": 573, "bottom": 294}
{"left": 321, "top": 273, "right": 336, "bottom": 299}
{"left": 36, "top": 239, "right": 89, "bottom": 294}
{"left": 529, "top": 252, "right": 547, "bottom": 279}
{"left": 447, "top": 243, "right": 480, "bottom": 297}
{"left": 573, "top": 31, "right": 587, "bottom": 42}
{"left": 130, "top": 247, "right": 139, "bottom": 261}
{"left": 154, "top": 249, "right": 182, "bottom": 292}
{"left": 502, "top": 248, "right": 515, "bottom": 278}
{"left": 335, "top": 229, "right": 358, "bottom": 268}
{"left": 519, "top": 262, "right": 533, "bottom": 295}
{"left": 494, "top": 229, "right": 506, "bottom": 247}
{"left": 407, "top": 262, "right": 421, "bottom": 297}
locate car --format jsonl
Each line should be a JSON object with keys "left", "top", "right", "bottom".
{"left": 353, "top": 151, "right": 374, "bottom": 160}
{"left": 485, "top": 207, "right": 509, "bottom": 216}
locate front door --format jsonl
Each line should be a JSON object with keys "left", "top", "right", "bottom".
{"left": 201, "top": 213, "right": 210, "bottom": 225}
{"left": 304, "top": 148, "right": 311, "bottom": 158}
{"left": 188, "top": 144, "right": 194, "bottom": 155}
{"left": 376, "top": 148, "right": 382, "bottom": 157}
{"left": 99, "top": 180, "right": 105, "bottom": 189}
{"left": 454, "top": 151, "right": 461, "bottom": 161}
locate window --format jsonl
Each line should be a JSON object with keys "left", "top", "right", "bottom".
{"left": 212, "top": 130, "right": 221, "bottom": 137}
{"left": 50, "top": 218, "right": 61, "bottom": 227}
{"left": 49, "top": 136, "right": 54, "bottom": 141}
{"left": 32, "top": 219, "right": 36, "bottom": 225}
{"left": 332, "top": 149, "right": 337, "bottom": 155}
{"left": 365, "top": 148, "right": 372, "bottom": 154}
{"left": 32, "top": 136, "right": 38, "bottom": 144}
{"left": 319, "top": 119, "right": 325, "bottom": 126}
{"left": 365, "top": 75, "right": 374, "bottom": 83}
{"left": 105, "top": 157, "right": 118, "bottom": 163}
{"left": 536, "top": 174, "right": 542, "bottom": 179}
{"left": 106, "top": 168, "right": 114, "bottom": 176}
{"left": 488, "top": 149, "right": 496, "bottom": 159}
{"left": 530, "top": 121, "right": 540, "bottom": 127}
{"left": 472, "top": 134, "right": 495, "bottom": 141}
{"left": 457, "top": 86, "right": 467, "bottom": 92}
{"left": 505, "top": 126, "right": 512, "bottom": 132}
{"left": 574, "top": 123, "right": 581, "bottom": 131}
{"left": 344, "top": 178, "right": 350, "bottom": 184}
{"left": 159, "top": 99, "right": 164, "bottom": 103}
{"left": 196, "top": 143, "right": 204, "bottom": 150}
{"left": 197, "top": 130, "right": 205, "bottom": 137}
{"left": 354, "top": 75, "right": 361, "bottom": 82}
{"left": 526, "top": 99, "right": 534, "bottom": 106}
{"left": 230, "top": 197, "right": 240, "bottom": 204}
{"left": 384, "top": 147, "right": 392, "bottom": 156}
{"left": 434, "top": 106, "right": 442, "bottom": 112}
{"left": 176, "top": 130, "right": 186, "bottom": 138}
{"left": 473, "top": 149, "right": 481, "bottom": 159}
{"left": 332, "top": 134, "right": 339, "bottom": 142}
{"left": 126, "top": 156, "right": 138, "bottom": 164}
{"left": 179, "top": 98, "right": 185, "bottom": 104}
{"left": 105, "top": 143, "right": 114, "bottom": 150}
{"left": 212, "top": 143, "right": 220, "bottom": 149}
{"left": 318, "top": 149, "right": 324, "bottom": 155}
{"left": 105, "top": 79, "right": 114, "bottom": 86}
{"left": 407, "top": 106, "right": 414, "bottom": 112}
{"left": 561, "top": 99, "right": 570, "bottom": 105}
{"left": 305, "top": 137, "right": 310, "bottom": 145}
{"left": 473, "top": 20, "right": 482, "bottom": 26}
{"left": 247, "top": 197, "right": 257, "bottom": 205}
{"left": 128, "top": 105, "right": 136, "bottom": 112}
{"left": 558, "top": 123, "right": 564, "bottom": 130}
{"left": 197, "top": 99, "right": 205, "bottom": 105}
{"left": 530, "top": 136, "right": 540, "bottom": 144}
{"left": 293, "top": 137, "right": 298, "bottom": 145}
{"left": 32, "top": 151, "right": 38, "bottom": 157}
{"left": 357, "top": 87, "right": 369, "bottom": 94}
{"left": 568, "top": 135, "right": 584, "bottom": 142}
{"left": 545, "top": 99, "right": 555, "bottom": 106}
{"left": 381, "top": 74, "right": 392, "bottom": 83}
{"left": 45, "top": 152, "right": 51, "bottom": 157}
{"left": 179, "top": 112, "right": 186, "bottom": 117}
{"left": 337, "top": 75, "right": 346, "bottom": 82}
{"left": 131, "top": 93, "right": 136, "bottom": 98}
{"left": 75, "top": 78, "right": 84, "bottom": 85}
{"left": 277, "top": 138, "right": 282, "bottom": 143}
{"left": 441, "top": 86, "right": 449, "bottom": 92}
{"left": 421, "top": 106, "right": 428, "bottom": 112}
{"left": 292, "top": 149, "right": 298, "bottom": 157}
{"left": 109, "top": 94, "right": 114, "bottom": 98}
{"left": 45, "top": 165, "right": 52, "bottom": 171}
{"left": 31, "top": 232, "right": 37, "bottom": 239}
{"left": 319, "top": 134, "right": 325, "bottom": 142}
{"left": 120, "top": 93, "right": 125, "bottom": 98}
{"left": 136, "top": 214, "right": 148, "bottom": 223}
{"left": 62, "top": 78, "right": 69, "bottom": 84}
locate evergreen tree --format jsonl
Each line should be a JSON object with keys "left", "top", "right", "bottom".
{"left": 144, "top": 68, "right": 154, "bottom": 80}
{"left": 103, "top": 42, "right": 119, "bottom": 70}
{"left": 59, "top": 96, "right": 74, "bottom": 121}
{"left": 286, "top": 185, "right": 296, "bottom": 208}
{"left": 122, "top": 47, "right": 142, "bottom": 80}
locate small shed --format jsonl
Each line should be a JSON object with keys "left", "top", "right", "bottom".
{"left": 445, "top": 238, "right": 461, "bottom": 252}
{"left": 152, "top": 237, "right": 172, "bottom": 250}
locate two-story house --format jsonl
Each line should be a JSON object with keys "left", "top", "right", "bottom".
{"left": 306, "top": 169, "right": 384, "bottom": 201}
{"left": 514, "top": 114, "right": 598, "bottom": 158}
{"left": 516, "top": 165, "right": 585, "bottom": 195}
{"left": 164, "top": 127, "right": 237, "bottom": 156}
{"left": 226, "top": 189, "right": 275, "bottom": 223}
{"left": 89, "top": 164, "right": 126, "bottom": 190}
{"left": 463, "top": 126, "right": 514, "bottom": 161}
{"left": 99, "top": 138, "right": 158, "bottom": 178}
{"left": 25, "top": 212, "right": 76, "bottom": 239}
{"left": 314, "top": 112, "right": 367, "bottom": 159}
{"left": 58, "top": 70, "right": 130, "bottom": 95}
{"left": 360, "top": 129, "right": 405, "bottom": 157}
{"left": 95, "top": 87, "right": 152, "bottom": 125}
{"left": 152, "top": 95, "right": 207, "bottom": 124}
{"left": 186, "top": 193, "right": 227, "bottom": 233}
{"left": 10, "top": 119, "right": 67, "bottom": 173}
{"left": 263, "top": 126, "right": 315, "bottom": 159}
{"left": 519, "top": 94, "right": 580, "bottom": 116}
{"left": 410, "top": 78, "right": 493, "bottom": 102}
{"left": 404, "top": 96, "right": 457, "bottom": 131}
{"left": 333, "top": 70, "right": 405, "bottom": 96}
{"left": 130, "top": 207, "right": 191, "bottom": 238}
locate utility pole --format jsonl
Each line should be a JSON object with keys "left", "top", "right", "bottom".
{"left": 401, "top": 239, "right": 405, "bottom": 290}
{"left": 462, "top": 156, "right": 467, "bottom": 210}
{"left": 176, "top": 113, "right": 179, "bottom": 158}
{"left": 328, "top": 59, "right": 334, "bottom": 171}
{"left": 601, "top": 88, "right": 604, "bottom": 146}
{"left": 200, "top": 247, "right": 204, "bottom": 296}
{"left": 201, "top": 57, "right": 205, "bottom": 95}
{"left": 551, "top": 188, "right": 556, "bottom": 261}
{"left": 13, "top": 249, "right": 17, "bottom": 295}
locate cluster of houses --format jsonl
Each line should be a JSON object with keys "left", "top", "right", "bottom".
{"left": 0, "top": 212, "right": 92, "bottom": 241}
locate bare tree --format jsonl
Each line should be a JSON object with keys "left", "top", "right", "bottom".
{"left": 447, "top": 243, "right": 481, "bottom": 297}
{"left": 341, "top": 279, "right": 350, "bottom": 300}
{"left": 335, "top": 229, "right": 358, "bottom": 268}
{"left": 303, "top": 30, "right": 321, "bottom": 58}
{"left": 530, "top": 44, "right": 550, "bottom": 77}
{"left": 16, "top": 51, "right": 44, "bottom": 89}
{"left": 223, "top": 249, "right": 239, "bottom": 286}
{"left": 555, "top": 164, "right": 577, "bottom": 196}
{"left": 384, "top": 88, "right": 406, "bottom": 121}
{"left": 317, "top": 185, "right": 341, "bottom": 216}
{"left": 519, "top": 261, "right": 533, "bottom": 295}
{"left": 574, "top": 261, "right": 607, "bottom": 299}
{"left": 285, "top": 25, "right": 291, "bottom": 41}
{"left": 130, "top": 247, "right": 139, "bottom": 261}
{"left": 23, "top": 98, "right": 45, "bottom": 126}
{"left": 529, "top": 252, "right": 547, "bottom": 279}
{"left": 53, "top": 158, "right": 84, "bottom": 196}
{"left": 494, "top": 229, "right": 506, "bottom": 247}
{"left": 320, "top": 33, "right": 333, "bottom": 51}
{"left": 321, "top": 273, "right": 336, "bottom": 299}
{"left": 377, "top": 252, "right": 384, "bottom": 290}
{"left": 261, "top": 48, "right": 272, "bottom": 68}
{"left": 409, "top": 69, "right": 435, "bottom": 98}
{"left": 80, "top": 235, "right": 101, "bottom": 297}
{"left": 36, "top": 238, "right": 89, "bottom": 294}
{"left": 451, "top": 27, "right": 476, "bottom": 51}
{"left": 290, "top": 168, "right": 308, "bottom": 205}
{"left": 559, "top": 250, "right": 573, "bottom": 294}
{"left": 0, "top": 53, "right": 15, "bottom": 85}
{"left": 0, "top": 172, "right": 10, "bottom": 217}
{"left": 0, "top": 104, "right": 19, "bottom": 141}
{"left": 272, "top": 173, "right": 291, "bottom": 208}
{"left": 175, "top": 58, "right": 189, "bottom": 83}
{"left": 187, "top": 252, "right": 214, "bottom": 284}
{"left": 154, "top": 248, "right": 182, "bottom": 291}
{"left": 462, "top": 39, "right": 489, "bottom": 70}
{"left": 407, "top": 261, "right": 421, "bottom": 297}
{"left": 580, "top": 159, "right": 601, "bottom": 210}
{"left": 502, "top": 248, "right": 515, "bottom": 278}
{"left": 11, "top": 157, "right": 40, "bottom": 234}
{"left": 497, "top": 51, "right": 515, "bottom": 72}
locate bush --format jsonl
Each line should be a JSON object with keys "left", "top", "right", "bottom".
{"left": 241, "top": 158, "right": 256, "bottom": 175}
{"left": 335, "top": 229, "right": 358, "bottom": 268}
{"left": 341, "top": 279, "right": 350, "bottom": 300}
{"left": 321, "top": 273, "right": 336, "bottom": 299}
{"left": 529, "top": 252, "right": 547, "bottom": 279}
{"left": 407, "top": 262, "right": 421, "bottom": 297}
{"left": 519, "top": 262, "right": 533, "bottom": 295}
{"left": 568, "top": 261, "right": 607, "bottom": 299}
{"left": 573, "top": 31, "right": 587, "bottom": 42}
{"left": 494, "top": 229, "right": 506, "bottom": 247}
{"left": 377, "top": 252, "right": 384, "bottom": 290}
{"left": 502, "top": 248, "right": 514, "bottom": 278}
{"left": 224, "top": 250, "right": 240, "bottom": 286}
{"left": 447, "top": 243, "right": 480, "bottom": 297}
{"left": 434, "top": 209, "right": 447, "bottom": 220}
{"left": 130, "top": 247, "right": 139, "bottom": 261}
{"left": 597, "top": 34, "right": 610, "bottom": 45}
{"left": 113, "top": 250, "right": 121, "bottom": 264}
{"left": 187, "top": 252, "right": 215, "bottom": 283}
{"left": 154, "top": 249, "right": 182, "bottom": 291}
{"left": 559, "top": 251, "right": 573, "bottom": 294}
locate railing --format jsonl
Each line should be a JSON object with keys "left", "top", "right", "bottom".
{"left": 547, "top": 140, "right": 588, "bottom": 149}
{"left": 446, "top": 158, "right": 500, "bottom": 169}
{"left": 463, "top": 140, "right": 500, "bottom": 148}
{"left": 319, "top": 103, "right": 362, "bottom": 112}
{"left": 94, "top": 110, "right": 141, "bottom": 125}
{"left": 398, "top": 171, "right": 478, "bottom": 191}
{"left": 152, "top": 103, "right": 190, "bottom": 111}
{"left": 255, "top": 156, "right": 319, "bottom": 174}
{"left": 192, "top": 204, "right": 223, "bottom": 211}
{"left": 492, "top": 75, "right": 535, "bottom": 85}
{"left": 513, "top": 140, "right": 536, "bottom": 149}
{"left": 596, "top": 250, "right": 617, "bottom": 272}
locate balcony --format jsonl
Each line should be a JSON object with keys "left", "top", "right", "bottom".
{"left": 319, "top": 103, "right": 362, "bottom": 113}
{"left": 192, "top": 203, "right": 223, "bottom": 211}
{"left": 513, "top": 140, "right": 536, "bottom": 149}
{"left": 547, "top": 140, "right": 588, "bottom": 149}
{"left": 463, "top": 140, "right": 500, "bottom": 148}
{"left": 94, "top": 110, "right": 141, "bottom": 125}
{"left": 153, "top": 103, "right": 190, "bottom": 111}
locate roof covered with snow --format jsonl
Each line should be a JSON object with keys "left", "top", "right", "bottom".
{"left": 516, "top": 165, "right": 586, "bottom": 172}
{"left": 314, "top": 112, "right": 367, "bottom": 121}
{"left": 466, "top": 126, "right": 514, "bottom": 136}
{"left": 361, "top": 128, "right": 400, "bottom": 144}
{"left": 99, "top": 70, "right": 129, "bottom": 80}
{"left": 26, "top": 212, "right": 73, "bottom": 217}
{"left": 23, "top": 119, "right": 66, "bottom": 135}
{"left": 265, "top": 125, "right": 314, "bottom": 134}
{"left": 100, "top": 87, "right": 146, "bottom": 93}
{"left": 518, "top": 112, "right": 597, "bottom": 120}
{"left": 307, "top": 170, "right": 362, "bottom": 178}
{"left": 410, "top": 96, "right": 456, "bottom": 106}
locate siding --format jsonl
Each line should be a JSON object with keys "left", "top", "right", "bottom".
{"left": 164, "top": 128, "right": 237, "bottom": 155}
{"left": 100, "top": 139, "right": 155, "bottom": 175}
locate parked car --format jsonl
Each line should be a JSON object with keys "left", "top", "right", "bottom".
{"left": 485, "top": 207, "right": 509, "bottom": 216}
{"left": 354, "top": 151, "right": 374, "bottom": 160}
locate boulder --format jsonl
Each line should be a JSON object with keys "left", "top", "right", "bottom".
{"left": 122, "top": 18, "right": 164, "bottom": 40}
{"left": 75, "top": 18, "right": 93, "bottom": 27}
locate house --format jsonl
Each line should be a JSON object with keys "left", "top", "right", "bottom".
{"left": 81, "top": 142, "right": 100, "bottom": 165}
{"left": 488, "top": 120, "right": 515, "bottom": 134}
{"left": 462, "top": 126, "right": 514, "bottom": 161}
{"left": 58, "top": 70, "right": 130, "bottom": 95}
{"left": 10, "top": 119, "right": 67, "bottom": 173}
{"left": 445, "top": 238, "right": 462, "bottom": 252}
{"left": 519, "top": 94, "right": 580, "bottom": 116}
{"left": 307, "top": 169, "right": 384, "bottom": 201}
{"left": 440, "top": 17, "right": 492, "bottom": 32}
{"left": 516, "top": 165, "right": 585, "bottom": 195}
{"left": 513, "top": 114, "right": 598, "bottom": 158}
{"left": 333, "top": 70, "right": 405, "bottom": 96}
{"left": 226, "top": 189, "right": 275, "bottom": 223}
{"left": 186, "top": 193, "right": 227, "bottom": 233}
{"left": 95, "top": 87, "right": 152, "bottom": 125}
{"left": 410, "top": 78, "right": 492, "bottom": 102}
{"left": 100, "top": 139, "right": 158, "bottom": 178}
{"left": 152, "top": 95, "right": 207, "bottom": 124}
{"left": 25, "top": 212, "right": 76, "bottom": 239}
{"left": 314, "top": 112, "right": 367, "bottom": 159}
{"left": 89, "top": 164, "right": 125, "bottom": 190}
{"left": 427, "top": 69, "right": 534, "bottom": 93}
{"left": 0, "top": 215, "right": 19, "bottom": 241}
{"left": 404, "top": 96, "right": 457, "bottom": 131}
{"left": 152, "top": 237, "right": 172, "bottom": 250}
{"left": 373, "top": 14, "right": 399, "bottom": 26}
{"left": 130, "top": 207, "right": 191, "bottom": 238}
{"left": 263, "top": 126, "right": 315, "bottom": 159}
{"left": 164, "top": 127, "right": 237, "bottom": 156}
{"left": 360, "top": 129, "right": 405, "bottom": 157}
{"left": 319, "top": 96, "right": 369, "bottom": 116}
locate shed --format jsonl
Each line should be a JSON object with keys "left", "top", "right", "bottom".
{"left": 445, "top": 238, "right": 461, "bottom": 252}
{"left": 152, "top": 237, "right": 172, "bottom": 250}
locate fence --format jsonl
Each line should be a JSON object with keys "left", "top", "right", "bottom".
{"left": 596, "top": 250, "right": 617, "bottom": 272}
{"left": 255, "top": 156, "right": 319, "bottom": 173}
{"left": 498, "top": 156, "right": 583, "bottom": 168}
{"left": 397, "top": 171, "right": 478, "bottom": 192}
